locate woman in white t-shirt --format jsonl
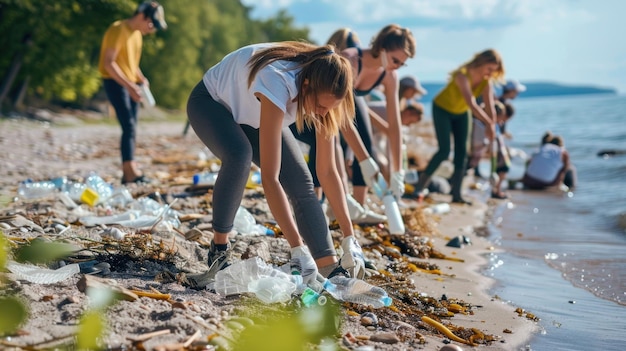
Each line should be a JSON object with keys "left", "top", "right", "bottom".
{"left": 523, "top": 132, "right": 576, "bottom": 190}
{"left": 185, "top": 41, "right": 367, "bottom": 288}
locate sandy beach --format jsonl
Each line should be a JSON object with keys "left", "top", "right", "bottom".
{"left": 0, "top": 111, "right": 537, "bottom": 350}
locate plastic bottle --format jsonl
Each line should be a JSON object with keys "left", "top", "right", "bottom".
{"left": 50, "top": 176, "right": 68, "bottom": 190}
{"left": 83, "top": 173, "right": 113, "bottom": 206}
{"left": 301, "top": 287, "right": 328, "bottom": 307}
{"left": 383, "top": 194, "right": 405, "bottom": 234}
{"left": 245, "top": 170, "right": 262, "bottom": 188}
{"left": 63, "top": 181, "right": 88, "bottom": 202}
{"left": 234, "top": 206, "right": 273, "bottom": 235}
{"left": 140, "top": 84, "right": 156, "bottom": 107}
{"left": 324, "top": 276, "right": 392, "bottom": 308}
{"left": 193, "top": 172, "right": 218, "bottom": 186}
{"left": 423, "top": 203, "right": 451, "bottom": 215}
{"left": 247, "top": 275, "right": 299, "bottom": 304}
{"left": 18, "top": 180, "right": 58, "bottom": 200}
{"left": 214, "top": 257, "right": 303, "bottom": 297}
{"left": 7, "top": 261, "right": 80, "bottom": 284}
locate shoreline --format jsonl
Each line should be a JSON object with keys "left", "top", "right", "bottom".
{"left": 0, "top": 117, "right": 538, "bottom": 350}
{"left": 409, "top": 193, "right": 538, "bottom": 349}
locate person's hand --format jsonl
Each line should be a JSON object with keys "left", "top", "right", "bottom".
{"left": 485, "top": 123, "right": 496, "bottom": 142}
{"left": 290, "top": 246, "right": 318, "bottom": 285}
{"left": 359, "top": 157, "right": 380, "bottom": 189}
{"left": 390, "top": 171, "right": 405, "bottom": 198}
{"left": 129, "top": 83, "right": 143, "bottom": 103}
{"left": 340, "top": 236, "right": 365, "bottom": 279}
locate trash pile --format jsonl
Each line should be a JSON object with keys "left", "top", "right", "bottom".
{"left": 0, "top": 122, "right": 501, "bottom": 350}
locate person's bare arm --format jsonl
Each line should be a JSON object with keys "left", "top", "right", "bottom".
{"left": 102, "top": 47, "right": 142, "bottom": 102}
{"left": 340, "top": 122, "right": 370, "bottom": 163}
{"left": 454, "top": 72, "right": 495, "bottom": 141}
{"left": 369, "top": 108, "right": 389, "bottom": 135}
{"left": 316, "top": 131, "right": 355, "bottom": 238}
{"left": 256, "top": 93, "right": 303, "bottom": 248}
{"left": 381, "top": 72, "right": 402, "bottom": 173}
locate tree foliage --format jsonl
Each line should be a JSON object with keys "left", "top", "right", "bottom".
{"left": 0, "top": 0, "right": 312, "bottom": 111}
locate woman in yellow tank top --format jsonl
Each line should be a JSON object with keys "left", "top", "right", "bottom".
{"left": 414, "top": 49, "right": 504, "bottom": 204}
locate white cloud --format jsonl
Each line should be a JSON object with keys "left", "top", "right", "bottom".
{"left": 241, "top": 0, "right": 626, "bottom": 92}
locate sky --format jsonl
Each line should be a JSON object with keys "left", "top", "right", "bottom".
{"left": 241, "top": 0, "right": 625, "bottom": 93}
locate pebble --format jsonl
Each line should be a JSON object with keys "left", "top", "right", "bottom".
{"left": 440, "top": 345, "right": 464, "bottom": 351}
{"left": 369, "top": 332, "right": 399, "bottom": 344}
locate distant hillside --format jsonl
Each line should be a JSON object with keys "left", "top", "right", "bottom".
{"left": 419, "top": 81, "right": 617, "bottom": 102}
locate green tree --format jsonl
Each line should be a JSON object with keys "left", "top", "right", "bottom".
{"left": 0, "top": 0, "right": 313, "bottom": 112}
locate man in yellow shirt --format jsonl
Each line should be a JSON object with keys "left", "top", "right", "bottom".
{"left": 98, "top": 1, "right": 167, "bottom": 184}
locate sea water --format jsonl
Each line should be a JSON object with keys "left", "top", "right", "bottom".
{"left": 465, "top": 94, "right": 626, "bottom": 350}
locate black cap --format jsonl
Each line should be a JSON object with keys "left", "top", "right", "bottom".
{"left": 137, "top": 1, "right": 167, "bottom": 31}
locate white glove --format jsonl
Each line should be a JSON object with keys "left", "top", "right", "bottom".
{"left": 359, "top": 157, "right": 380, "bottom": 189}
{"left": 390, "top": 171, "right": 405, "bottom": 198}
{"left": 290, "top": 246, "right": 318, "bottom": 285}
{"left": 340, "top": 236, "right": 366, "bottom": 279}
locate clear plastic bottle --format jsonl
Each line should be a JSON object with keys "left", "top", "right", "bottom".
{"left": 7, "top": 261, "right": 80, "bottom": 284}
{"left": 301, "top": 287, "right": 328, "bottom": 307}
{"left": 324, "top": 276, "right": 392, "bottom": 308}
{"left": 193, "top": 172, "right": 218, "bottom": 186}
{"left": 84, "top": 173, "right": 113, "bottom": 205}
{"left": 214, "top": 257, "right": 303, "bottom": 297}
{"left": 18, "top": 180, "right": 58, "bottom": 200}
{"left": 383, "top": 193, "right": 405, "bottom": 235}
{"left": 234, "top": 206, "right": 273, "bottom": 235}
{"left": 63, "top": 181, "right": 88, "bottom": 202}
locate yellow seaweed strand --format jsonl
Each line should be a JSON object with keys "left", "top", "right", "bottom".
{"left": 421, "top": 316, "right": 476, "bottom": 346}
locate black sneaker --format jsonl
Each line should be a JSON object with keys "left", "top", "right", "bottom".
{"left": 327, "top": 261, "right": 351, "bottom": 280}
{"left": 185, "top": 241, "right": 232, "bottom": 289}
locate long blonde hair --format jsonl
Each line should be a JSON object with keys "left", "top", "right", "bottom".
{"left": 247, "top": 41, "right": 355, "bottom": 139}
{"left": 456, "top": 48, "right": 505, "bottom": 82}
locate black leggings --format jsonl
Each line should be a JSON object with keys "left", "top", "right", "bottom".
{"left": 104, "top": 79, "right": 139, "bottom": 162}
{"left": 347, "top": 95, "right": 375, "bottom": 186}
{"left": 186, "top": 81, "right": 334, "bottom": 259}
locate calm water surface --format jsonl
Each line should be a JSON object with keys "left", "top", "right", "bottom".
{"left": 475, "top": 94, "right": 626, "bottom": 350}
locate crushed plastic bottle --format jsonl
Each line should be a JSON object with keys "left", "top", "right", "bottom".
{"left": 18, "top": 180, "right": 58, "bottom": 200}
{"left": 83, "top": 173, "right": 113, "bottom": 206}
{"left": 323, "top": 276, "right": 392, "bottom": 308}
{"left": 7, "top": 261, "right": 80, "bottom": 284}
{"left": 248, "top": 275, "right": 300, "bottom": 304}
{"left": 214, "top": 257, "right": 303, "bottom": 298}
{"left": 234, "top": 206, "right": 273, "bottom": 235}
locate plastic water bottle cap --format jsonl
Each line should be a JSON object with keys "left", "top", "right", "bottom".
{"left": 382, "top": 296, "right": 393, "bottom": 307}
{"left": 192, "top": 174, "right": 200, "bottom": 185}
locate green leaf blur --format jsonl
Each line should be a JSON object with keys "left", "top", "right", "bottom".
{"left": 0, "top": 232, "right": 7, "bottom": 270}
{"left": 0, "top": 296, "right": 29, "bottom": 336}
{"left": 76, "top": 310, "right": 105, "bottom": 350}
{"left": 231, "top": 300, "right": 341, "bottom": 351}
{"left": 14, "top": 240, "right": 76, "bottom": 264}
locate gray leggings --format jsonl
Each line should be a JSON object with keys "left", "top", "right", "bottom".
{"left": 186, "top": 81, "right": 334, "bottom": 259}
